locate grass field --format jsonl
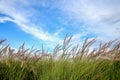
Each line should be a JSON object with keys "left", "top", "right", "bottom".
{"left": 0, "top": 36, "right": 120, "bottom": 80}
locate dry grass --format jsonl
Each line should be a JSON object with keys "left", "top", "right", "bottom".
{"left": 0, "top": 36, "right": 120, "bottom": 80}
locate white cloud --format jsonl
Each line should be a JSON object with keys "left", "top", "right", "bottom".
{"left": 57, "top": 0, "right": 120, "bottom": 23}
{"left": 56, "top": 0, "right": 120, "bottom": 40}
{"left": 13, "top": 20, "right": 59, "bottom": 42}
{"left": 0, "top": 16, "right": 13, "bottom": 23}
{"left": 0, "top": 0, "right": 62, "bottom": 44}
{"left": 54, "top": 27, "right": 64, "bottom": 36}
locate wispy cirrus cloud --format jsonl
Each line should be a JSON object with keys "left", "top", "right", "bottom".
{"left": 55, "top": 0, "right": 120, "bottom": 40}
{"left": 54, "top": 27, "right": 64, "bottom": 36}
{"left": 0, "top": 16, "right": 13, "bottom": 23}
{"left": 0, "top": 0, "right": 62, "bottom": 44}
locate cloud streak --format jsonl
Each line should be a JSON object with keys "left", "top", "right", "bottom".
{"left": 0, "top": 0, "right": 62, "bottom": 43}
{"left": 56, "top": 0, "right": 120, "bottom": 40}
{"left": 0, "top": 16, "right": 13, "bottom": 23}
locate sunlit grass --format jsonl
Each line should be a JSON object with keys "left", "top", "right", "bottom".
{"left": 0, "top": 35, "right": 120, "bottom": 80}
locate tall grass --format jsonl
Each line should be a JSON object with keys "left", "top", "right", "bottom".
{"left": 0, "top": 36, "right": 120, "bottom": 80}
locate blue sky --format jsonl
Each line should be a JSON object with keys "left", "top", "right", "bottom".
{"left": 0, "top": 0, "right": 120, "bottom": 50}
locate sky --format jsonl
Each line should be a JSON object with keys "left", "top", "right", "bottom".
{"left": 0, "top": 0, "right": 120, "bottom": 50}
